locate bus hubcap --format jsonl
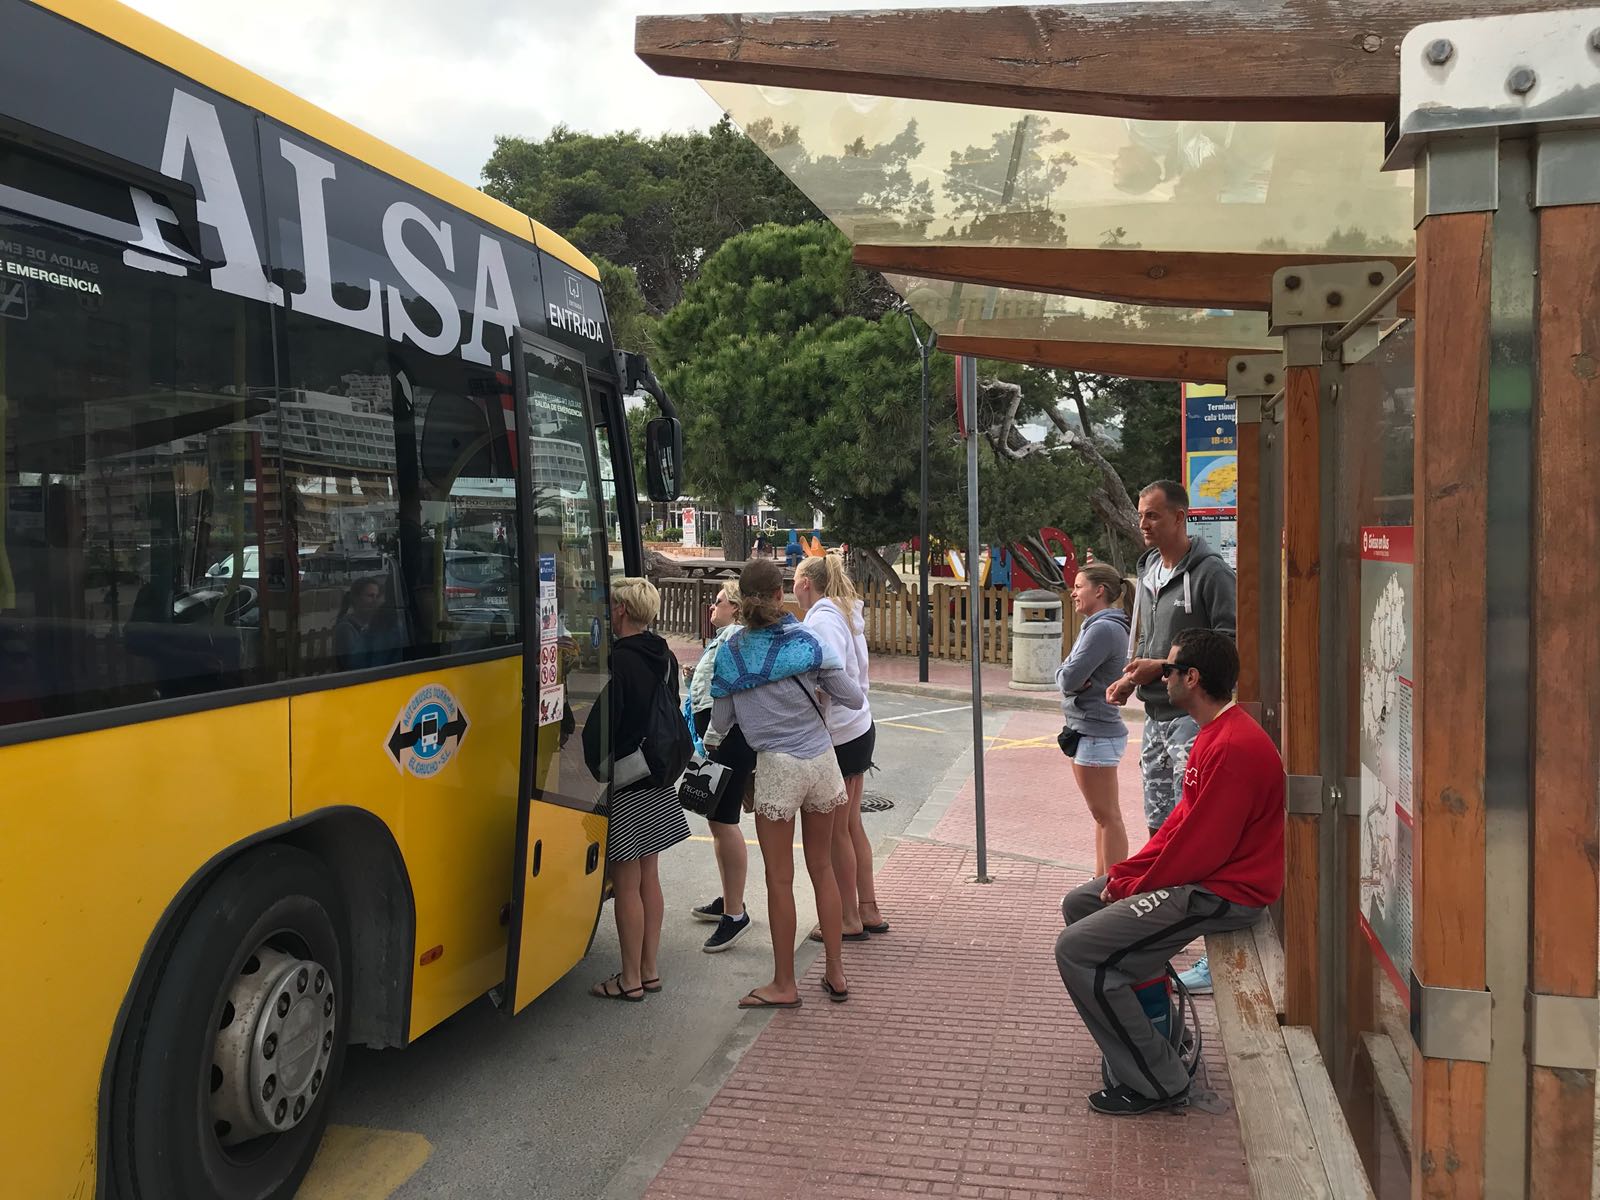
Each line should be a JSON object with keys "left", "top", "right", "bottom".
{"left": 211, "top": 945, "right": 335, "bottom": 1145}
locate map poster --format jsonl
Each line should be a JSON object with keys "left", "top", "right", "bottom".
{"left": 1186, "top": 515, "right": 1237, "bottom": 570}
{"left": 1181, "top": 382, "right": 1237, "bottom": 515}
{"left": 537, "top": 554, "right": 564, "bottom": 726}
{"left": 1358, "top": 525, "right": 1414, "bottom": 1004}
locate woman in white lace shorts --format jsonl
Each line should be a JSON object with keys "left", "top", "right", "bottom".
{"left": 709, "top": 559, "right": 865, "bottom": 1010}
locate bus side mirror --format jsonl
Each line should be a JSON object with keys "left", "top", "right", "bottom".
{"left": 645, "top": 417, "right": 683, "bottom": 502}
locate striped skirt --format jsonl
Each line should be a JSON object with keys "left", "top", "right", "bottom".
{"left": 608, "top": 782, "right": 692, "bottom": 863}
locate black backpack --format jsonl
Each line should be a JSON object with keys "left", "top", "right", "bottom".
{"left": 637, "top": 659, "right": 694, "bottom": 786}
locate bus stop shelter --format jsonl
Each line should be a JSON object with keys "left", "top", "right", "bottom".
{"left": 637, "top": 4, "right": 1600, "bottom": 1197}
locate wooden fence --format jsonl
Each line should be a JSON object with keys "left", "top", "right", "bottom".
{"left": 657, "top": 576, "right": 1095, "bottom": 667}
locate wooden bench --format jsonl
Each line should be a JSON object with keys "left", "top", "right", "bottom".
{"left": 1206, "top": 922, "right": 1375, "bottom": 1200}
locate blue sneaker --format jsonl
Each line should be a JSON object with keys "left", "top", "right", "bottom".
{"left": 691, "top": 897, "right": 724, "bottom": 923}
{"left": 1178, "top": 956, "right": 1212, "bottom": 995}
{"left": 702, "top": 912, "right": 751, "bottom": 953}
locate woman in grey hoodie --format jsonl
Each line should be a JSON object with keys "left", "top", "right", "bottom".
{"left": 1055, "top": 563, "right": 1134, "bottom": 873}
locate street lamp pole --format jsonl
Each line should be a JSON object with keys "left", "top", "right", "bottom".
{"left": 904, "top": 308, "right": 935, "bottom": 683}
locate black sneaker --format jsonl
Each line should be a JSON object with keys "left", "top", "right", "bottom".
{"left": 702, "top": 912, "right": 751, "bottom": 953}
{"left": 691, "top": 897, "right": 724, "bottom": 923}
{"left": 1087, "top": 1084, "right": 1189, "bottom": 1117}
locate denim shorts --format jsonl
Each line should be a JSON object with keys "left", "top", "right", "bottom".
{"left": 1073, "top": 732, "right": 1129, "bottom": 768}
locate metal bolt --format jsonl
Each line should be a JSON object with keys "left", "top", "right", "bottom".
{"left": 323, "top": 1030, "right": 334, "bottom": 1052}
{"left": 324, "top": 994, "right": 335, "bottom": 1017}
{"left": 1327, "top": 290, "right": 1344, "bottom": 308}
{"left": 274, "top": 1099, "right": 288, "bottom": 1125}
{"left": 1591, "top": 28, "right": 1600, "bottom": 55}
{"left": 262, "top": 1075, "right": 276, "bottom": 1101}
{"left": 1426, "top": 38, "right": 1454, "bottom": 66}
{"left": 294, "top": 1096, "right": 307, "bottom": 1121}
{"left": 1284, "top": 274, "right": 1302, "bottom": 292}
{"left": 1234, "top": 360, "right": 1247, "bottom": 373}
{"left": 1265, "top": 373, "right": 1277, "bottom": 386}
{"left": 312, "top": 1069, "right": 324, "bottom": 1095}
{"left": 1367, "top": 271, "right": 1384, "bottom": 287}
{"left": 296, "top": 968, "right": 308, "bottom": 994}
{"left": 1361, "top": 33, "right": 1381, "bottom": 54}
{"left": 276, "top": 992, "right": 291, "bottom": 1018}
{"left": 314, "top": 970, "right": 325, "bottom": 994}
{"left": 263, "top": 1032, "right": 277, "bottom": 1060}
{"left": 1508, "top": 67, "right": 1537, "bottom": 96}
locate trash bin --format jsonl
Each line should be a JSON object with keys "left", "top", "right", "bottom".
{"left": 1010, "top": 589, "right": 1063, "bottom": 691}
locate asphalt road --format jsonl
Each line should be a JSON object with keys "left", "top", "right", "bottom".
{"left": 300, "top": 691, "right": 986, "bottom": 1200}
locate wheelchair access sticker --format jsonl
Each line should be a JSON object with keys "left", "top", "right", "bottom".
{"left": 385, "top": 684, "right": 470, "bottom": 778}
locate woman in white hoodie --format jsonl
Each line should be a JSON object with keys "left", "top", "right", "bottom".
{"left": 795, "top": 554, "right": 889, "bottom": 940}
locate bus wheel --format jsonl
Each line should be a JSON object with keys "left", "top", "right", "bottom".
{"left": 118, "top": 845, "right": 351, "bottom": 1200}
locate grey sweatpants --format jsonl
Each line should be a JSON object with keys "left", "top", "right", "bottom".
{"left": 1055, "top": 876, "right": 1262, "bottom": 1100}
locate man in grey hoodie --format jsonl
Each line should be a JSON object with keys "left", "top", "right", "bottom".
{"left": 1107, "top": 480, "right": 1237, "bottom": 837}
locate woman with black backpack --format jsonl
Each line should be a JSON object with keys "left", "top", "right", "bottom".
{"left": 584, "top": 577, "right": 691, "bottom": 1002}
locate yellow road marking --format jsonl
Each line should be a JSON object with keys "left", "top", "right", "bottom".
{"left": 877, "top": 720, "right": 946, "bottom": 733}
{"left": 688, "top": 834, "right": 761, "bottom": 847}
{"left": 297, "top": 1126, "right": 432, "bottom": 1200}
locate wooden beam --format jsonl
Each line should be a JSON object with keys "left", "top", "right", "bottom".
{"left": 1527, "top": 202, "right": 1600, "bottom": 1200}
{"left": 1281, "top": 362, "right": 1321, "bottom": 1032}
{"left": 935, "top": 335, "right": 1251, "bottom": 382}
{"left": 1410, "top": 208, "right": 1491, "bottom": 1199}
{"left": 636, "top": 2, "right": 1570, "bottom": 124}
{"left": 857, "top": 244, "right": 1415, "bottom": 314}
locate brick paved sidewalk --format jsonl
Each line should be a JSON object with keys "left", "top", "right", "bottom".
{"left": 931, "top": 710, "right": 1150, "bottom": 870}
{"left": 645, "top": 834, "right": 1251, "bottom": 1199}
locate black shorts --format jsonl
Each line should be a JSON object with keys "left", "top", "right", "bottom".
{"left": 692, "top": 708, "right": 712, "bottom": 739}
{"left": 833, "top": 723, "right": 876, "bottom": 779}
{"left": 705, "top": 723, "right": 756, "bottom": 825}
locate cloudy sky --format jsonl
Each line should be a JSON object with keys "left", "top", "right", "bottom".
{"left": 123, "top": 0, "right": 959, "bottom": 187}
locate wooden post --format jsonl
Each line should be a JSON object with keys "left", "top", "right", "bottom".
{"left": 1410, "top": 207, "right": 1492, "bottom": 1200}
{"left": 1526, "top": 202, "right": 1600, "bottom": 1200}
{"left": 1280, "top": 359, "right": 1321, "bottom": 1033}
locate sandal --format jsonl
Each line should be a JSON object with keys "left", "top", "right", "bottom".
{"left": 642, "top": 977, "right": 663, "bottom": 993}
{"left": 739, "top": 989, "right": 802, "bottom": 1009}
{"left": 591, "top": 973, "right": 645, "bottom": 1002}
{"left": 862, "top": 919, "right": 890, "bottom": 935}
{"left": 821, "top": 978, "right": 849, "bottom": 1003}
{"left": 807, "top": 927, "right": 870, "bottom": 943}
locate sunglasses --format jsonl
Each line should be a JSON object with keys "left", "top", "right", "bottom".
{"left": 1159, "top": 661, "right": 1197, "bottom": 678}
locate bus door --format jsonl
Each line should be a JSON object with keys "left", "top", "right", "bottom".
{"left": 505, "top": 337, "right": 613, "bottom": 1013}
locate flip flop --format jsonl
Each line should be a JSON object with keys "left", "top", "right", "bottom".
{"left": 642, "top": 977, "right": 663, "bottom": 993}
{"left": 591, "top": 974, "right": 645, "bottom": 1002}
{"left": 739, "top": 989, "right": 802, "bottom": 1009}
{"left": 821, "top": 978, "right": 849, "bottom": 1003}
{"left": 862, "top": 920, "right": 890, "bottom": 935}
{"left": 807, "top": 928, "right": 870, "bottom": 943}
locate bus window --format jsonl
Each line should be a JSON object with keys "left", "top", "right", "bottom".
{"left": 274, "top": 326, "right": 522, "bottom": 675}
{"left": 0, "top": 214, "right": 283, "bottom": 727}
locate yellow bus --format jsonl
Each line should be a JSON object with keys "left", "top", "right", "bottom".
{"left": 0, "top": 2, "right": 684, "bottom": 1195}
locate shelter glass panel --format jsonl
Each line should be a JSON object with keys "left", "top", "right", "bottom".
{"left": 703, "top": 82, "right": 1414, "bottom": 256}
{"left": 1336, "top": 319, "right": 1415, "bottom": 1199}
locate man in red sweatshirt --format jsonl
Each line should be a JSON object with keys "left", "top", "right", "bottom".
{"left": 1055, "top": 628, "right": 1284, "bottom": 1116}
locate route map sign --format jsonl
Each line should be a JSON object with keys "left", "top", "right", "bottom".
{"left": 1358, "top": 525, "right": 1414, "bottom": 1004}
{"left": 1182, "top": 382, "right": 1237, "bottom": 569}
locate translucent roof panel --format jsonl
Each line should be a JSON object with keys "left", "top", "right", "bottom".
{"left": 885, "top": 275, "right": 1276, "bottom": 351}
{"left": 703, "top": 81, "right": 1414, "bottom": 257}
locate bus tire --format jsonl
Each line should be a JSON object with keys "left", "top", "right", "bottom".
{"left": 114, "top": 844, "right": 351, "bottom": 1200}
